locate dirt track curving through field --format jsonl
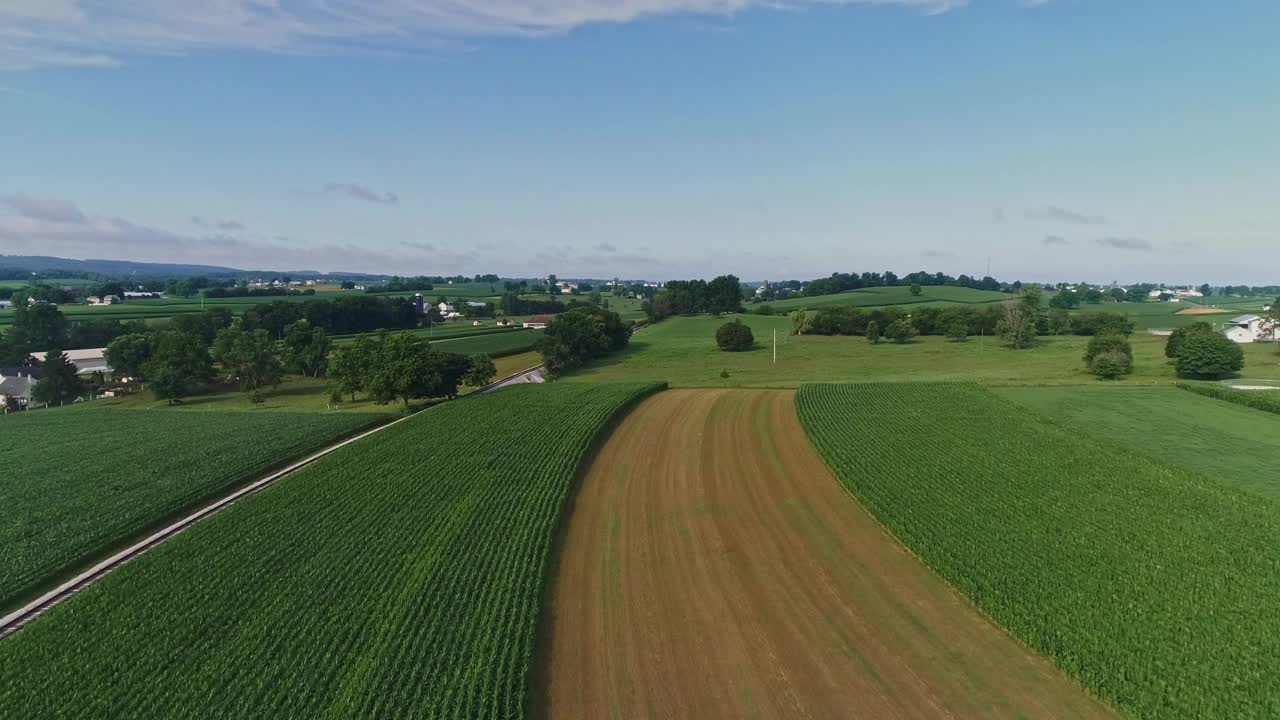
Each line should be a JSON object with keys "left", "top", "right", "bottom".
{"left": 542, "top": 389, "right": 1117, "bottom": 719}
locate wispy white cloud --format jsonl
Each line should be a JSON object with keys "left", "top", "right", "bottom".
{"left": 1093, "top": 236, "right": 1152, "bottom": 251}
{"left": 0, "top": 192, "right": 453, "bottom": 273}
{"left": 1042, "top": 234, "right": 1069, "bottom": 245}
{"left": 0, "top": 0, "right": 969, "bottom": 71}
{"left": 1026, "top": 205, "right": 1107, "bottom": 226}
{"left": 323, "top": 182, "right": 399, "bottom": 205}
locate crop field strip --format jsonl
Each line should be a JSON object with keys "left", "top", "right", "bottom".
{"left": 544, "top": 388, "right": 1116, "bottom": 719}
{"left": 996, "top": 385, "right": 1280, "bottom": 501}
{"left": 0, "top": 382, "right": 662, "bottom": 719}
{"left": 1177, "top": 381, "right": 1280, "bottom": 415}
{"left": 0, "top": 409, "right": 383, "bottom": 612}
{"left": 797, "top": 383, "right": 1280, "bottom": 719}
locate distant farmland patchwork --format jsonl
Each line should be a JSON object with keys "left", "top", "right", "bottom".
{"left": 797, "top": 383, "right": 1280, "bottom": 719}
{"left": 0, "top": 409, "right": 384, "bottom": 611}
{"left": 0, "top": 383, "right": 661, "bottom": 718}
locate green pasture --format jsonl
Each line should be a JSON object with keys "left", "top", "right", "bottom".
{"left": 563, "top": 314, "right": 1280, "bottom": 388}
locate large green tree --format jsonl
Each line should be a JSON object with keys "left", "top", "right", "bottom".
{"left": 212, "top": 326, "right": 285, "bottom": 392}
{"left": 32, "top": 350, "right": 83, "bottom": 405}
{"left": 105, "top": 333, "right": 155, "bottom": 380}
{"left": 537, "top": 305, "right": 631, "bottom": 377}
{"left": 1176, "top": 333, "right": 1245, "bottom": 379}
{"left": 327, "top": 334, "right": 377, "bottom": 402}
{"left": 463, "top": 354, "right": 498, "bottom": 388}
{"left": 143, "top": 331, "right": 212, "bottom": 404}
{"left": 282, "top": 320, "right": 331, "bottom": 377}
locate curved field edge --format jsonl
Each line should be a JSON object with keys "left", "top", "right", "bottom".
{"left": 795, "top": 383, "right": 1280, "bottom": 720}
{"left": 0, "top": 409, "right": 386, "bottom": 614}
{"left": 0, "top": 382, "right": 663, "bottom": 719}
{"left": 524, "top": 382, "right": 668, "bottom": 719}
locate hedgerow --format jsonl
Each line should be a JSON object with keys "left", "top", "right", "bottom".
{"left": 1177, "top": 381, "right": 1280, "bottom": 415}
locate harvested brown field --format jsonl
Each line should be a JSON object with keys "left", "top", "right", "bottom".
{"left": 541, "top": 389, "right": 1117, "bottom": 720}
{"left": 1176, "top": 307, "right": 1229, "bottom": 315}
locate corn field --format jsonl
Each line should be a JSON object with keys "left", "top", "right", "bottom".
{"left": 0, "top": 409, "right": 383, "bottom": 611}
{"left": 0, "top": 383, "right": 662, "bottom": 718}
{"left": 796, "top": 382, "right": 1280, "bottom": 719}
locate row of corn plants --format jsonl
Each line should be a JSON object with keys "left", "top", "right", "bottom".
{"left": 0, "top": 408, "right": 384, "bottom": 611}
{"left": 0, "top": 382, "right": 662, "bottom": 718}
{"left": 796, "top": 382, "right": 1280, "bottom": 719}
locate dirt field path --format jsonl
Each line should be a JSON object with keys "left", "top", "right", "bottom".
{"left": 541, "top": 389, "right": 1117, "bottom": 720}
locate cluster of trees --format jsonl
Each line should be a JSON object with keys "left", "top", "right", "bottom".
{"left": 375, "top": 276, "right": 438, "bottom": 293}
{"left": 328, "top": 332, "right": 496, "bottom": 407}
{"left": 792, "top": 291, "right": 1135, "bottom": 347}
{"left": 102, "top": 312, "right": 339, "bottom": 403}
{"left": 643, "top": 275, "right": 743, "bottom": 321}
{"left": 795, "top": 271, "right": 1004, "bottom": 299}
{"left": 537, "top": 305, "right": 631, "bottom": 376}
{"left": 1165, "top": 322, "right": 1246, "bottom": 379}
{"left": 238, "top": 296, "right": 421, "bottom": 338}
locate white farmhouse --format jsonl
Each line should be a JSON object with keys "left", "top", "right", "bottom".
{"left": 1224, "top": 315, "right": 1279, "bottom": 344}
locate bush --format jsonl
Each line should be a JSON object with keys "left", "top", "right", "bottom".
{"left": 1176, "top": 333, "right": 1245, "bottom": 379}
{"left": 754, "top": 303, "right": 776, "bottom": 316}
{"left": 885, "top": 319, "right": 918, "bottom": 344}
{"left": 1165, "top": 322, "right": 1216, "bottom": 359}
{"left": 715, "top": 320, "right": 755, "bottom": 352}
{"left": 1083, "top": 334, "right": 1133, "bottom": 366}
{"left": 865, "top": 321, "right": 881, "bottom": 344}
{"left": 1090, "top": 350, "right": 1133, "bottom": 379}
{"left": 945, "top": 322, "right": 969, "bottom": 343}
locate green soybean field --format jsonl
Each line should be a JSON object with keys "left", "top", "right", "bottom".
{"left": 0, "top": 409, "right": 383, "bottom": 611}
{"left": 0, "top": 382, "right": 661, "bottom": 719}
{"left": 796, "top": 383, "right": 1280, "bottom": 720}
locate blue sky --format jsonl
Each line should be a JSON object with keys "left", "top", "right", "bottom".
{"left": 1, "top": 0, "right": 1277, "bottom": 283}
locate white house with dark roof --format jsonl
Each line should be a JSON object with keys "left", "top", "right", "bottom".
{"left": 0, "top": 368, "right": 38, "bottom": 408}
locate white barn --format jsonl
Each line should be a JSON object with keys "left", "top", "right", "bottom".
{"left": 1224, "top": 315, "right": 1278, "bottom": 344}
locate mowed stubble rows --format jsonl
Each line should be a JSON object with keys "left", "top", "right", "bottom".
{"left": 542, "top": 389, "right": 1115, "bottom": 719}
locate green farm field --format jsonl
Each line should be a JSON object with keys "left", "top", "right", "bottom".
{"left": 563, "top": 314, "right": 1280, "bottom": 388}
{"left": 0, "top": 383, "right": 661, "bottom": 718}
{"left": 768, "top": 285, "right": 1010, "bottom": 312}
{"left": 996, "top": 385, "right": 1280, "bottom": 501}
{"left": 797, "top": 383, "right": 1280, "bottom": 719}
{"left": 0, "top": 278, "right": 98, "bottom": 289}
{"left": 0, "top": 409, "right": 383, "bottom": 611}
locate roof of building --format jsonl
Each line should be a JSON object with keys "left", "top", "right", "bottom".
{"left": 526, "top": 315, "right": 556, "bottom": 324}
{"left": 0, "top": 366, "right": 41, "bottom": 379}
{"left": 0, "top": 375, "right": 36, "bottom": 399}
{"left": 30, "top": 348, "right": 107, "bottom": 363}
{"left": 1229, "top": 315, "right": 1261, "bottom": 324}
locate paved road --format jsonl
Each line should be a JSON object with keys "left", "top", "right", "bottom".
{"left": 478, "top": 365, "right": 545, "bottom": 393}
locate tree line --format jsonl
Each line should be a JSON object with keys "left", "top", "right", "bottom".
{"left": 642, "top": 275, "right": 743, "bottom": 320}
